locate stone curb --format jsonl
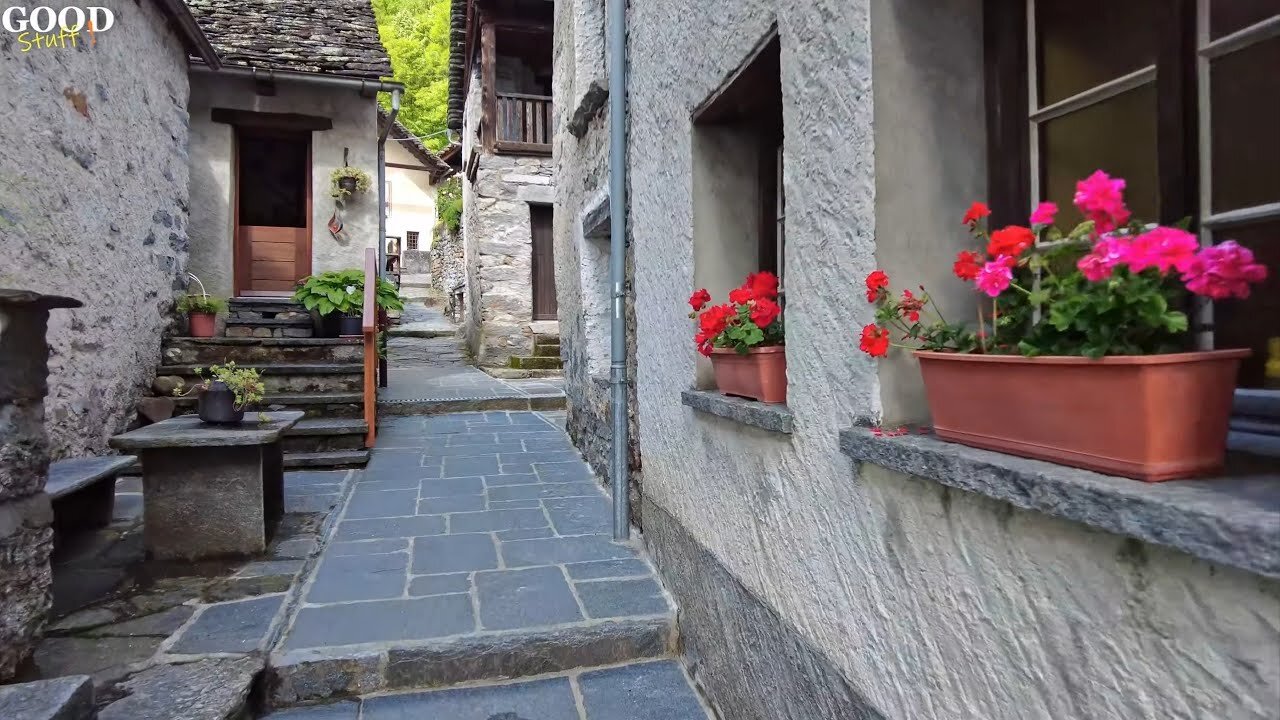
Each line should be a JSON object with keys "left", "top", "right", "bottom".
{"left": 378, "top": 395, "right": 567, "bottom": 416}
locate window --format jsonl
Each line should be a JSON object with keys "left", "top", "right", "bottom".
{"left": 406, "top": 231, "right": 420, "bottom": 251}
{"left": 990, "top": 0, "right": 1278, "bottom": 388}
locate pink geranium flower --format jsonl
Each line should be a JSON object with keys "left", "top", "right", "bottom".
{"left": 1077, "top": 253, "right": 1112, "bottom": 282}
{"left": 1076, "top": 234, "right": 1133, "bottom": 282}
{"left": 1073, "top": 170, "right": 1131, "bottom": 234}
{"left": 1181, "top": 241, "right": 1269, "bottom": 300}
{"left": 1029, "top": 201, "right": 1058, "bottom": 228}
{"left": 975, "top": 259, "right": 1013, "bottom": 297}
{"left": 1127, "top": 227, "right": 1200, "bottom": 274}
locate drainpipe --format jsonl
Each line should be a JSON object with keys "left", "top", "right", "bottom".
{"left": 607, "top": 0, "right": 629, "bottom": 541}
{"left": 379, "top": 89, "right": 402, "bottom": 282}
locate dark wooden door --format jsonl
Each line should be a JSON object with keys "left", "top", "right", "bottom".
{"left": 530, "top": 205, "right": 557, "bottom": 320}
{"left": 234, "top": 130, "right": 311, "bottom": 296}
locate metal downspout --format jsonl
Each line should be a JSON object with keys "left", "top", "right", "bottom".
{"left": 607, "top": 0, "right": 629, "bottom": 541}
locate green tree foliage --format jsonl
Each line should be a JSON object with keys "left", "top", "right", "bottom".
{"left": 373, "top": 0, "right": 451, "bottom": 150}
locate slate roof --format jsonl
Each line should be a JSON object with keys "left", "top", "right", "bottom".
{"left": 378, "top": 109, "right": 455, "bottom": 182}
{"left": 184, "top": 0, "right": 393, "bottom": 79}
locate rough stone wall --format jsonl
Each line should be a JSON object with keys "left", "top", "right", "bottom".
{"left": 0, "top": 297, "right": 70, "bottom": 680}
{"left": 0, "top": 0, "right": 192, "bottom": 459}
{"left": 430, "top": 226, "right": 466, "bottom": 300}
{"left": 551, "top": 0, "right": 643, "bottom": 518}
{"left": 460, "top": 63, "right": 557, "bottom": 367}
{"left": 187, "top": 73, "right": 380, "bottom": 298}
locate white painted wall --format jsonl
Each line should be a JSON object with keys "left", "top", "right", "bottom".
{"left": 385, "top": 140, "right": 438, "bottom": 253}
{"left": 187, "top": 73, "right": 380, "bottom": 297}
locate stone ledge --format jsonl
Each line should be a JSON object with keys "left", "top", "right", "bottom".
{"left": 838, "top": 430, "right": 1280, "bottom": 579}
{"left": 681, "top": 391, "right": 793, "bottom": 434}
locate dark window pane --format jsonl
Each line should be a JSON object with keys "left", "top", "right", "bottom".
{"left": 1210, "top": 36, "right": 1280, "bottom": 214}
{"left": 1211, "top": 0, "right": 1280, "bottom": 39}
{"left": 1039, "top": 84, "right": 1160, "bottom": 227}
{"left": 238, "top": 135, "right": 308, "bottom": 228}
{"left": 1212, "top": 221, "right": 1280, "bottom": 388}
{"left": 1036, "top": 0, "right": 1159, "bottom": 106}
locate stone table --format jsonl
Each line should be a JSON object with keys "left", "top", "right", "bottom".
{"left": 109, "top": 412, "right": 303, "bottom": 560}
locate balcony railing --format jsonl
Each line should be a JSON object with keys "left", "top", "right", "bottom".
{"left": 495, "top": 92, "right": 552, "bottom": 154}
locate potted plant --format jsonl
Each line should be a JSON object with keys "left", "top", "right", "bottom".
{"left": 176, "top": 293, "right": 225, "bottom": 338}
{"left": 330, "top": 166, "right": 371, "bottom": 199}
{"left": 292, "top": 269, "right": 405, "bottom": 337}
{"left": 858, "top": 170, "right": 1268, "bottom": 481}
{"left": 173, "top": 362, "right": 266, "bottom": 424}
{"left": 688, "top": 271, "right": 785, "bottom": 403}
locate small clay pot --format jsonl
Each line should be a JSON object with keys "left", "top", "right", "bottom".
{"left": 188, "top": 311, "right": 217, "bottom": 338}
{"left": 197, "top": 381, "right": 245, "bottom": 424}
{"left": 709, "top": 346, "right": 787, "bottom": 403}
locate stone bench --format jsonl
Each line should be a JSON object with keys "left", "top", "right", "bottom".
{"left": 46, "top": 455, "right": 136, "bottom": 535}
{"left": 109, "top": 411, "right": 304, "bottom": 560}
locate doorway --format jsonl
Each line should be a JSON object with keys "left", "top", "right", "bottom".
{"left": 234, "top": 129, "right": 311, "bottom": 296}
{"left": 530, "top": 205, "right": 557, "bottom": 320}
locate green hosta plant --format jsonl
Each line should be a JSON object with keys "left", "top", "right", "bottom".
{"left": 293, "top": 269, "right": 405, "bottom": 317}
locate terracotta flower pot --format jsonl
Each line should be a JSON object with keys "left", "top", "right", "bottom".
{"left": 188, "top": 311, "right": 217, "bottom": 338}
{"left": 915, "top": 349, "right": 1250, "bottom": 482}
{"left": 710, "top": 346, "right": 787, "bottom": 404}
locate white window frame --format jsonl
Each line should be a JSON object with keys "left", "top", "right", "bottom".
{"left": 1194, "top": 4, "right": 1280, "bottom": 349}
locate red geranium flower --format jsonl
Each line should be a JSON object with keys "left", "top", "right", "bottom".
{"left": 865, "top": 270, "right": 890, "bottom": 302}
{"left": 953, "top": 250, "right": 982, "bottom": 280}
{"left": 698, "top": 303, "right": 736, "bottom": 337}
{"left": 962, "top": 202, "right": 991, "bottom": 226}
{"left": 728, "top": 286, "right": 754, "bottom": 305}
{"left": 688, "top": 288, "right": 711, "bottom": 312}
{"left": 750, "top": 297, "right": 781, "bottom": 328}
{"left": 987, "top": 225, "right": 1035, "bottom": 258}
{"left": 859, "top": 324, "right": 890, "bottom": 357}
{"left": 898, "top": 289, "right": 925, "bottom": 323}
{"left": 746, "top": 271, "right": 779, "bottom": 301}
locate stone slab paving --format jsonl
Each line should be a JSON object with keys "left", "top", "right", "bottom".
{"left": 263, "top": 659, "right": 713, "bottom": 719}
{"left": 379, "top": 335, "right": 565, "bottom": 412}
{"left": 268, "top": 412, "right": 678, "bottom": 705}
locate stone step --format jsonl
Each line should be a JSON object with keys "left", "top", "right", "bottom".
{"left": 158, "top": 364, "right": 364, "bottom": 394}
{"left": 282, "top": 418, "right": 369, "bottom": 454}
{"left": 533, "top": 343, "right": 561, "bottom": 357}
{"left": 173, "top": 392, "right": 364, "bottom": 419}
{"left": 225, "top": 316, "right": 314, "bottom": 339}
{"left": 378, "top": 394, "right": 566, "bottom": 416}
{"left": 482, "top": 367, "right": 565, "bottom": 380}
{"left": 388, "top": 327, "right": 456, "bottom": 339}
{"left": 400, "top": 274, "right": 432, "bottom": 288}
{"left": 533, "top": 333, "right": 560, "bottom": 345}
{"left": 164, "top": 337, "right": 363, "bottom": 365}
{"left": 509, "top": 356, "right": 563, "bottom": 371}
{"left": 283, "top": 449, "right": 369, "bottom": 469}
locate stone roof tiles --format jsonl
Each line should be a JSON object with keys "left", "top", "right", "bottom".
{"left": 184, "top": 0, "right": 393, "bottom": 79}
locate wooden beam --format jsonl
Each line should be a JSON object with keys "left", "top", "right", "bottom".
{"left": 212, "top": 108, "right": 332, "bottom": 131}
{"left": 386, "top": 162, "right": 432, "bottom": 172}
{"left": 481, "top": 17, "right": 497, "bottom": 152}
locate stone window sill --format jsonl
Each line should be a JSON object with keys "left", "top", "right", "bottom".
{"left": 839, "top": 429, "right": 1280, "bottom": 580}
{"left": 682, "top": 390, "right": 793, "bottom": 434}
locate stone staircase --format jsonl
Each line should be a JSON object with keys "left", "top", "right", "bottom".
{"left": 499, "top": 333, "right": 563, "bottom": 378}
{"left": 154, "top": 298, "right": 370, "bottom": 470}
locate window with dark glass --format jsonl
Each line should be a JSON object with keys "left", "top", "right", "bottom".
{"left": 406, "top": 231, "right": 420, "bottom": 251}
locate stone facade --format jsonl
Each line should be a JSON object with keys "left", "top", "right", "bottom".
{"left": 0, "top": 293, "right": 78, "bottom": 680}
{"left": 0, "top": 0, "right": 193, "bottom": 460}
{"left": 460, "top": 64, "right": 557, "bottom": 367}
{"left": 430, "top": 227, "right": 466, "bottom": 304}
{"left": 186, "top": 73, "right": 381, "bottom": 298}
{"left": 551, "top": 0, "right": 1280, "bottom": 717}
{"left": 551, "top": 0, "right": 642, "bottom": 521}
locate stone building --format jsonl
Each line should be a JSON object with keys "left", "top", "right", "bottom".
{"left": 447, "top": 0, "right": 559, "bottom": 368}
{"left": 551, "top": 1, "right": 1280, "bottom": 719}
{"left": 184, "top": 0, "right": 395, "bottom": 299}
{"left": 380, "top": 110, "right": 455, "bottom": 275}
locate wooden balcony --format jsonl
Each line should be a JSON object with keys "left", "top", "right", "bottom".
{"left": 495, "top": 92, "right": 552, "bottom": 155}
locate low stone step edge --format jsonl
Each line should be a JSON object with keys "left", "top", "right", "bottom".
{"left": 377, "top": 395, "right": 566, "bottom": 416}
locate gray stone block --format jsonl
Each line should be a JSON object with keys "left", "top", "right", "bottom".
{"left": 343, "top": 489, "right": 418, "bottom": 519}
{"left": 419, "top": 476, "right": 485, "bottom": 498}
{"left": 417, "top": 495, "right": 486, "bottom": 514}
{"left": 440, "top": 456, "right": 501, "bottom": 477}
{"left": 33, "top": 635, "right": 160, "bottom": 685}
{"left": 680, "top": 390, "right": 794, "bottom": 434}
{"left": 475, "top": 567, "right": 583, "bottom": 630}
{"left": 334, "top": 515, "right": 445, "bottom": 542}
{"left": 0, "top": 675, "right": 94, "bottom": 720}
{"left": 412, "top": 534, "right": 498, "bottom": 574}
{"left": 488, "top": 498, "right": 543, "bottom": 510}
{"left": 263, "top": 700, "right": 361, "bottom": 719}
{"left": 308, "top": 553, "right": 408, "bottom": 603}
{"left": 408, "top": 573, "right": 471, "bottom": 597}
{"left": 98, "top": 657, "right": 263, "bottom": 720}
{"left": 362, "top": 676, "right": 579, "bottom": 720}
{"left": 425, "top": 443, "right": 524, "bottom": 457}
{"left": 544, "top": 496, "right": 612, "bottom": 536}
{"left": 354, "top": 476, "right": 420, "bottom": 491}
{"left": 575, "top": 578, "right": 670, "bottom": 619}
{"left": 501, "top": 535, "right": 636, "bottom": 567}
{"left": 284, "top": 595, "right": 475, "bottom": 650}
{"left": 482, "top": 473, "right": 541, "bottom": 487}
{"left": 534, "top": 461, "right": 595, "bottom": 484}
{"left": 565, "top": 558, "right": 651, "bottom": 580}
{"left": 497, "top": 527, "right": 556, "bottom": 541}
{"left": 488, "top": 482, "right": 600, "bottom": 502}
{"left": 329, "top": 538, "right": 407, "bottom": 556}
{"left": 449, "top": 509, "right": 549, "bottom": 534}
{"left": 579, "top": 660, "right": 711, "bottom": 720}
{"left": 268, "top": 649, "right": 384, "bottom": 705}
{"left": 168, "top": 595, "right": 283, "bottom": 654}
{"left": 86, "top": 606, "right": 194, "bottom": 638}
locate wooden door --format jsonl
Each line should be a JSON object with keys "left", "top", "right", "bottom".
{"left": 234, "top": 130, "right": 312, "bottom": 296}
{"left": 530, "top": 205, "right": 557, "bottom": 320}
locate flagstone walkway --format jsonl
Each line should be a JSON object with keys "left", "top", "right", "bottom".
{"left": 265, "top": 411, "right": 710, "bottom": 718}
